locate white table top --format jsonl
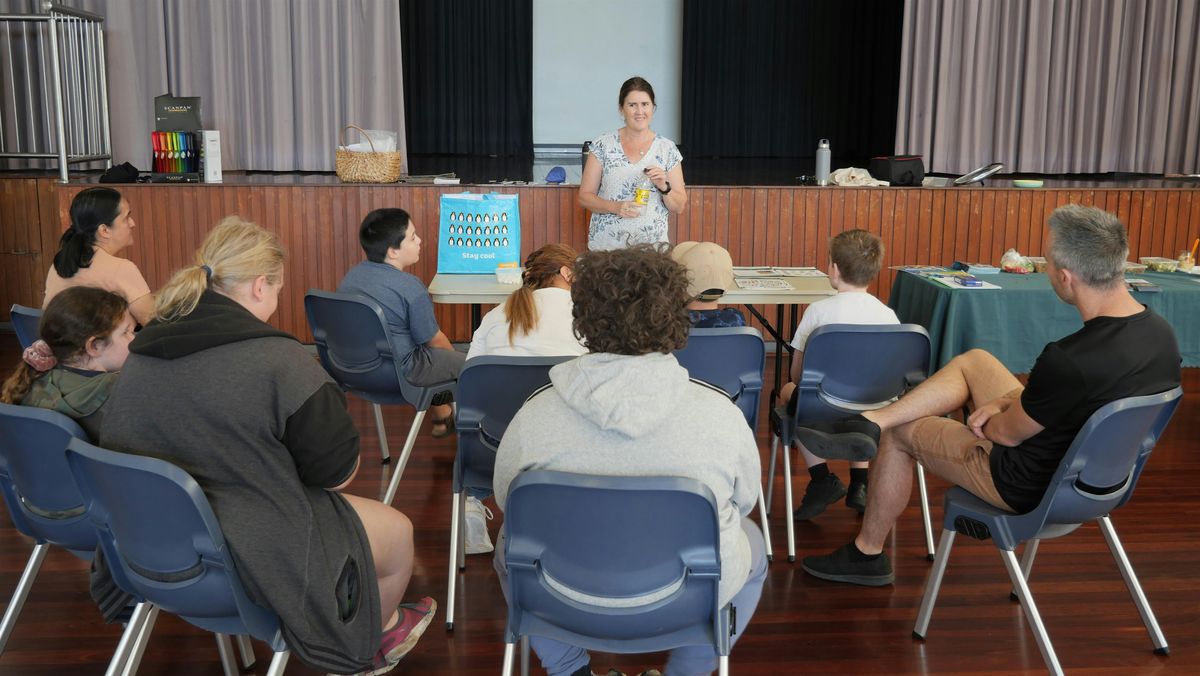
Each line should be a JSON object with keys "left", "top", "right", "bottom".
{"left": 429, "top": 273, "right": 835, "bottom": 305}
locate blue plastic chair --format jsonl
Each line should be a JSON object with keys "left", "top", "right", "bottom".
{"left": 501, "top": 470, "right": 734, "bottom": 676}
{"left": 305, "top": 289, "right": 457, "bottom": 505}
{"left": 65, "top": 437, "right": 290, "bottom": 676}
{"left": 769, "top": 323, "right": 933, "bottom": 562}
{"left": 445, "top": 354, "right": 574, "bottom": 631}
{"left": 0, "top": 403, "right": 92, "bottom": 656}
{"left": 913, "top": 387, "right": 1183, "bottom": 675}
{"left": 673, "top": 327, "right": 774, "bottom": 562}
{"left": 9, "top": 305, "right": 41, "bottom": 350}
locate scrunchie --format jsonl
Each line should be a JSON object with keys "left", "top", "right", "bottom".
{"left": 22, "top": 340, "right": 57, "bottom": 372}
{"left": 200, "top": 264, "right": 213, "bottom": 281}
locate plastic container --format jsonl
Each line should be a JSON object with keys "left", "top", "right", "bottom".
{"left": 1026, "top": 256, "right": 1047, "bottom": 273}
{"left": 815, "top": 139, "right": 831, "bottom": 186}
{"left": 1140, "top": 257, "right": 1179, "bottom": 273}
{"left": 1123, "top": 261, "right": 1148, "bottom": 274}
{"left": 495, "top": 265, "right": 522, "bottom": 284}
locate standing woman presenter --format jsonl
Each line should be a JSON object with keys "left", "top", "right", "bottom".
{"left": 579, "top": 76, "right": 687, "bottom": 251}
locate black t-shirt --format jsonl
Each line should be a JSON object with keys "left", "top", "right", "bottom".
{"left": 990, "top": 307, "right": 1181, "bottom": 513}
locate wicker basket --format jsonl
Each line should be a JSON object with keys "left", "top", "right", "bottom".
{"left": 335, "top": 125, "right": 402, "bottom": 183}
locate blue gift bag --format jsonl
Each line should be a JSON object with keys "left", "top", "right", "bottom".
{"left": 436, "top": 192, "right": 521, "bottom": 274}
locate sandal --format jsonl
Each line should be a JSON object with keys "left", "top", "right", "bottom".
{"left": 430, "top": 416, "right": 454, "bottom": 439}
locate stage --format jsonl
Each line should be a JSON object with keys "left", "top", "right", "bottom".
{"left": 2, "top": 170, "right": 1198, "bottom": 343}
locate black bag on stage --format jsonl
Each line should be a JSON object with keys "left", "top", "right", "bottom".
{"left": 868, "top": 155, "right": 925, "bottom": 186}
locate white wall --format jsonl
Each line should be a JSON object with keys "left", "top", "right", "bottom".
{"left": 532, "top": 0, "right": 683, "bottom": 147}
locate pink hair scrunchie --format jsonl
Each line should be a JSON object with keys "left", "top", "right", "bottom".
{"left": 22, "top": 340, "right": 57, "bottom": 372}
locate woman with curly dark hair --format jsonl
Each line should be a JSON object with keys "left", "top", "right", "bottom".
{"left": 491, "top": 245, "right": 767, "bottom": 676}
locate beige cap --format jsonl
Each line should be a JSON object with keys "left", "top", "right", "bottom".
{"left": 671, "top": 241, "right": 735, "bottom": 301}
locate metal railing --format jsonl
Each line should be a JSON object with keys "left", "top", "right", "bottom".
{"left": 0, "top": 1, "right": 112, "bottom": 182}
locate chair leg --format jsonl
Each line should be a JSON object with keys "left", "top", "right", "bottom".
{"left": 758, "top": 483, "right": 773, "bottom": 563}
{"left": 265, "top": 651, "right": 290, "bottom": 676}
{"left": 519, "top": 635, "right": 530, "bottom": 676}
{"left": 106, "top": 602, "right": 156, "bottom": 676}
{"left": 1001, "top": 548, "right": 1064, "bottom": 676}
{"left": 1098, "top": 515, "right": 1169, "bottom": 655}
{"left": 235, "top": 634, "right": 256, "bottom": 670}
{"left": 782, "top": 439, "right": 796, "bottom": 562}
{"left": 373, "top": 403, "right": 391, "bottom": 464}
{"left": 1010, "top": 539, "right": 1040, "bottom": 601}
{"left": 766, "top": 434, "right": 779, "bottom": 512}
{"left": 913, "top": 529, "right": 956, "bottom": 639}
{"left": 119, "top": 604, "right": 158, "bottom": 676}
{"left": 215, "top": 634, "right": 240, "bottom": 676}
{"left": 0, "top": 542, "right": 49, "bottom": 655}
{"left": 447, "top": 491, "right": 462, "bottom": 631}
{"left": 916, "top": 463, "right": 936, "bottom": 561}
{"left": 383, "top": 409, "right": 427, "bottom": 505}
{"left": 501, "top": 641, "right": 516, "bottom": 676}
{"left": 718, "top": 654, "right": 729, "bottom": 676}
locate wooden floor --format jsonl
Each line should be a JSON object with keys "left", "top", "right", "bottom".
{"left": 1, "top": 330, "right": 1197, "bottom": 675}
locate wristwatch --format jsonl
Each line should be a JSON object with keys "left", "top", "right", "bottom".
{"left": 658, "top": 181, "right": 672, "bottom": 195}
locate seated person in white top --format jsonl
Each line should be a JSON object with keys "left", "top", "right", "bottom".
{"left": 461, "top": 244, "right": 588, "bottom": 556}
{"left": 776, "top": 230, "right": 898, "bottom": 521}
{"left": 466, "top": 243, "right": 587, "bottom": 360}
{"left": 43, "top": 187, "right": 155, "bottom": 326}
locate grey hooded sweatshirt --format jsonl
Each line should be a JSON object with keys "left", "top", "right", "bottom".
{"left": 493, "top": 352, "right": 761, "bottom": 606}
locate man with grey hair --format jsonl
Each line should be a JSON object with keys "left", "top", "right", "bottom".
{"left": 798, "top": 204, "right": 1181, "bottom": 586}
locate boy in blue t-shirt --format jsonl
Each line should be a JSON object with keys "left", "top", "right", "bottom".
{"left": 671, "top": 241, "right": 747, "bottom": 328}
{"left": 338, "top": 208, "right": 463, "bottom": 437}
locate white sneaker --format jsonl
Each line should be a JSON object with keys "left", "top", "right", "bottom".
{"left": 464, "top": 496, "right": 494, "bottom": 554}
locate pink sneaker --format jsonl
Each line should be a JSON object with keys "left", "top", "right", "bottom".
{"left": 361, "top": 597, "right": 437, "bottom": 675}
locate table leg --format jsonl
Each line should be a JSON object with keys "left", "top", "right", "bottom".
{"left": 773, "top": 305, "right": 784, "bottom": 396}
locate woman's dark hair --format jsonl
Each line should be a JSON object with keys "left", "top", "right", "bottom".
{"left": 53, "top": 187, "right": 123, "bottom": 278}
{"left": 0, "top": 286, "right": 128, "bottom": 404}
{"left": 619, "top": 76, "right": 656, "bottom": 107}
{"left": 571, "top": 245, "right": 691, "bottom": 355}
{"left": 359, "top": 208, "right": 412, "bottom": 263}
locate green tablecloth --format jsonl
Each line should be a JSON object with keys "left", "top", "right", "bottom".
{"left": 888, "top": 270, "right": 1200, "bottom": 373}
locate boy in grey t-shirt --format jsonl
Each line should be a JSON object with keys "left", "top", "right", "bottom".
{"left": 338, "top": 208, "right": 463, "bottom": 437}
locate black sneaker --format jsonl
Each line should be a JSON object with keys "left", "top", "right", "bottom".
{"left": 795, "top": 414, "right": 881, "bottom": 462}
{"left": 802, "top": 543, "right": 894, "bottom": 586}
{"left": 845, "top": 482, "right": 868, "bottom": 513}
{"left": 793, "top": 474, "right": 848, "bottom": 521}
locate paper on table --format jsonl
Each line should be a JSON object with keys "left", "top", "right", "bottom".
{"left": 772, "top": 267, "right": 827, "bottom": 277}
{"left": 733, "top": 267, "right": 777, "bottom": 278}
{"left": 734, "top": 278, "right": 794, "bottom": 290}
{"left": 928, "top": 275, "right": 1001, "bottom": 290}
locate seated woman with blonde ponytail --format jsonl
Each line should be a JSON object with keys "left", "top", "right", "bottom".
{"left": 466, "top": 243, "right": 587, "bottom": 360}
{"left": 1, "top": 286, "right": 134, "bottom": 440}
{"left": 98, "top": 216, "right": 435, "bottom": 676}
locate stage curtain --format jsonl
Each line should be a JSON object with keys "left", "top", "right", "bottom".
{"left": 680, "top": 0, "right": 904, "bottom": 162}
{"left": 398, "top": 0, "right": 532, "bottom": 157}
{"left": 164, "top": 0, "right": 407, "bottom": 172}
{"left": 897, "top": 0, "right": 1200, "bottom": 175}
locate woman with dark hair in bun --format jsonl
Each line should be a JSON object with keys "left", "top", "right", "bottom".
{"left": 43, "top": 187, "right": 155, "bottom": 325}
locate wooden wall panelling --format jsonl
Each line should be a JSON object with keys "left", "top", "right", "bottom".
{"left": 3, "top": 178, "right": 1198, "bottom": 342}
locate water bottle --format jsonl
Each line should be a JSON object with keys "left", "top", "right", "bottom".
{"left": 815, "top": 139, "right": 831, "bottom": 186}
{"left": 634, "top": 174, "right": 653, "bottom": 206}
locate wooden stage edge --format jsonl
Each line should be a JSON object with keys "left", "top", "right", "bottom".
{"left": 2, "top": 176, "right": 1199, "bottom": 343}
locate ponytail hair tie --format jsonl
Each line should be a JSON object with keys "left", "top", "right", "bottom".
{"left": 200, "top": 264, "right": 213, "bottom": 282}
{"left": 22, "top": 340, "right": 57, "bottom": 372}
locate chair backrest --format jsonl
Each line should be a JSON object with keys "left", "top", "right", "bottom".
{"left": 504, "top": 470, "right": 728, "bottom": 655}
{"left": 10, "top": 304, "right": 42, "bottom": 350}
{"left": 673, "top": 327, "right": 765, "bottom": 431}
{"left": 0, "top": 402, "right": 95, "bottom": 555}
{"left": 304, "top": 290, "right": 421, "bottom": 405}
{"left": 454, "top": 355, "right": 574, "bottom": 492}
{"left": 65, "top": 438, "right": 285, "bottom": 648}
{"left": 795, "top": 323, "right": 930, "bottom": 423}
{"left": 1028, "top": 386, "right": 1183, "bottom": 529}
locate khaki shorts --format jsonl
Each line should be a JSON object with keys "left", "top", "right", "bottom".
{"left": 907, "top": 417, "right": 1015, "bottom": 512}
